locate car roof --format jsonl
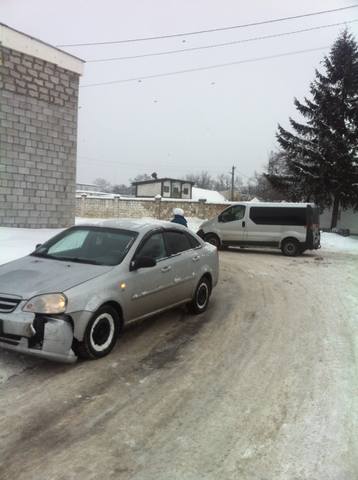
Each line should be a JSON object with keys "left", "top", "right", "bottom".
{"left": 77, "top": 218, "right": 187, "bottom": 233}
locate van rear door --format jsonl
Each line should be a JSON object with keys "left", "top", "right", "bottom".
{"left": 306, "top": 205, "right": 320, "bottom": 249}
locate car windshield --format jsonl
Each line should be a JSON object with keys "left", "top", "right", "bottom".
{"left": 31, "top": 226, "right": 138, "bottom": 266}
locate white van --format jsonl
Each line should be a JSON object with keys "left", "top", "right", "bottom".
{"left": 197, "top": 202, "right": 321, "bottom": 256}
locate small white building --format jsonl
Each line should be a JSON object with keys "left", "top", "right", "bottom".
{"left": 132, "top": 178, "right": 194, "bottom": 199}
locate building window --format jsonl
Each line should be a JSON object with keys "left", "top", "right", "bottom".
{"left": 163, "top": 186, "right": 170, "bottom": 193}
{"left": 183, "top": 187, "right": 189, "bottom": 195}
{"left": 172, "top": 187, "right": 180, "bottom": 197}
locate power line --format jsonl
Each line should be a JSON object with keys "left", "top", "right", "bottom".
{"left": 86, "top": 19, "right": 358, "bottom": 63}
{"left": 57, "top": 5, "right": 358, "bottom": 47}
{"left": 80, "top": 45, "right": 329, "bottom": 88}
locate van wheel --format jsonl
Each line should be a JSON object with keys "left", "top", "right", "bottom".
{"left": 281, "top": 238, "right": 299, "bottom": 257}
{"left": 188, "top": 277, "right": 211, "bottom": 314}
{"left": 74, "top": 305, "right": 122, "bottom": 360}
{"left": 204, "top": 233, "right": 221, "bottom": 249}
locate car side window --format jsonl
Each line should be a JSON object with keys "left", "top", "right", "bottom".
{"left": 136, "top": 232, "right": 167, "bottom": 261}
{"left": 165, "top": 231, "right": 192, "bottom": 255}
{"left": 220, "top": 205, "right": 246, "bottom": 223}
{"left": 185, "top": 232, "right": 201, "bottom": 249}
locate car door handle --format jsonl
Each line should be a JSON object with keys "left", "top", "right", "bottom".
{"left": 192, "top": 255, "right": 200, "bottom": 262}
{"left": 242, "top": 221, "right": 246, "bottom": 227}
{"left": 161, "top": 265, "right": 172, "bottom": 273}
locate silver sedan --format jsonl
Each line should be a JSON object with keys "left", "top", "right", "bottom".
{"left": 0, "top": 220, "right": 219, "bottom": 363}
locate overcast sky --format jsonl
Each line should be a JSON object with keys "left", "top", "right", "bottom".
{"left": 1, "top": 0, "right": 357, "bottom": 186}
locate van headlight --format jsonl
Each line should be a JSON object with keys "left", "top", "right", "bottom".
{"left": 23, "top": 293, "right": 67, "bottom": 314}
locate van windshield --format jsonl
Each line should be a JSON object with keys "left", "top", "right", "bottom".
{"left": 220, "top": 205, "right": 246, "bottom": 222}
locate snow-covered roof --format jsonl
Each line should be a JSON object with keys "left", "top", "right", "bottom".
{"left": 191, "top": 187, "right": 227, "bottom": 203}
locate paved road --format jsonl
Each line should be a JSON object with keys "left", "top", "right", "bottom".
{"left": 0, "top": 249, "right": 357, "bottom": 480}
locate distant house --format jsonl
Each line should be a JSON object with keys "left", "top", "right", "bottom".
{"left": 132, "top": 178, "right": 195, "bottom": 199}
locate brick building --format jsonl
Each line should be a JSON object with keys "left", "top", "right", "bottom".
{"left": 0, "top": 24, "right": 84, "bottom": 228}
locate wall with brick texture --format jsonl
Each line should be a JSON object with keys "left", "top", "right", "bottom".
{"left": 0, "top": 46, "right": 80, "bottom": 228}
{"left": 76, "top": 196, "right": 228, "bottom": 221}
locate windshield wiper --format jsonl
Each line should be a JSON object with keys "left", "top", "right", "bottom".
{"left": 31, "top": 253, "right": 101, "bottom": 265}
{"left": 59, "top": 257, "right": 102, "bottom": 265}
{"left": 31, "top": 252, "right": 58, "bottom": 259}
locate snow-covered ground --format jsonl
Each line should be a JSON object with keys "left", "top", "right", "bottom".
{"left": 0, "top": 218, "right": 357, "bottom": 266}
{"left": 320, "top": 231, "right": 358, "bottom": 253}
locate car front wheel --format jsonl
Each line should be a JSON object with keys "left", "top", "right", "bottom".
{"left": 74, "top": 305, "right": 122, "bottom": 359}
{"left": 188, "top": 277, "right": 211, "bottom": 314}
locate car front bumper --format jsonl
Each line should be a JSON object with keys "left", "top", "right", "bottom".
{"left": 0, "top": 311, "right": 77, "bottom": 364}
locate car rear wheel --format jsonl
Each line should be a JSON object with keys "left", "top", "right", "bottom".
{"left": 281, "top": 238, "right": 300, "bottom": 257}
{"left": 188, "top": 277, "right": 211, "bottom": 314}
{"left": 74, "top": 305, "right": 122, "bottom": 359}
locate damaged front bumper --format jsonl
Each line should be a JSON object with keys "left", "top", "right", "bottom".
{"left": 0, "top": 311, "right": 77, "bottom": 363}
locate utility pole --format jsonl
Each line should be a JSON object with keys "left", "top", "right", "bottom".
{"left": 231, "top": 165, "right": 236, "bottom": 201}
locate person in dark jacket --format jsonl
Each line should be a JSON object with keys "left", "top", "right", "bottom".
{"left": 171, "top": 208, "right": 188, "bottom": 227}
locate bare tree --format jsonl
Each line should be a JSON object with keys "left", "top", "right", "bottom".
{"left": 130, "top": 173, "right": 152, "bottom": 183}
{"left": 186, "top": 171, "right": 213, "bottom": 189}
{"left": 93, "top": 177, "right": 112, "bottom": 192}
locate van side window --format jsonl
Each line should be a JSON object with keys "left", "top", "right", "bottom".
{"left": 249, "top": 207, "right": 306, "bottom": 226}
{"left": 220, "top": 205, "right": 246, "bottom": 223}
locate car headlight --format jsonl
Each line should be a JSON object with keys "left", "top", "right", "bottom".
{"left": 22, "top": 293, "right": 67, "bottom": 314}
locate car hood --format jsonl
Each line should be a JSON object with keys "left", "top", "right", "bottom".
{"left": 0, "top": 255, "right": 113, "bottom": 299}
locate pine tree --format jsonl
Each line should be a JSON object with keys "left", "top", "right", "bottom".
{"left": 274, "top": 30, "right": 358, "bottom": 228}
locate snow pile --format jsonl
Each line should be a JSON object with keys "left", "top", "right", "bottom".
{"left": 0, "top": 227, "right": 61, "bottom": 266}
{"left": 320, "top": 232, "right": 358, "bottom": 254}
{"left": 192, "top": 187, "right": 227, "bottom": 203}
{"left": 2, "top": 220, "right": 357, "bottom": 267}
{"left": 0, "top": 217, "right": 205, "bottom": 266}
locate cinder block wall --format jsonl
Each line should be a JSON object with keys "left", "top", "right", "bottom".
{"left": 0, "top": 46, "right": 80, "bottom": 228}
{"left": 76, "top": 196, "right": 228, "bottom": 221}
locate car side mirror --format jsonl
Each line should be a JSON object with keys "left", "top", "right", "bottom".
{"left": 131, "top": 256, "right": 157, "bottom": 271}
{"left": 35, "top": 243, "right": 42, "bottom": 249}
